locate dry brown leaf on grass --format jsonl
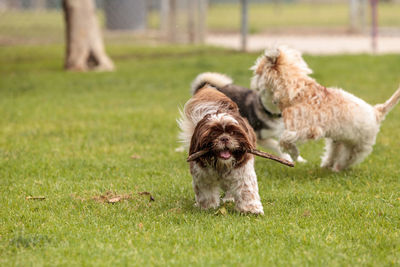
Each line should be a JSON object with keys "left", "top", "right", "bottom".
{"left": 25, "top": 196, "right": 46, "bottom": 201}
{"left": 92, "top": 191, "right": 133, "bottom": 203}
{"left": 70, "top": 194, "right": 87, "bottom": 202}
{"left": 88, "top": 191, "right": 155, "bottom": 204}
{"left": 130, "top": 154, "right": 141, "bottom": 159}
{"left": 214, "top": 207, "right": 227, "bottom": 216}
{"left": 168, "top": 207, "right": 182, "bottom": 214}
{"left": 107, "top": 196, "right": 122, "bottom": 203}
{"left": 302, "top": 210, "right": 311, "bottom": 217}
{"left": 138, "top": 191, "right": 155, "bottom": 202}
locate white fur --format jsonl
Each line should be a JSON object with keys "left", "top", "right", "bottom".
{"left": 191, "top": 72, "right": 233, "bottom": 95}
{"left": 177, "top": 102, "right": 220, "bottom": 150}
{"left": 209, "top": 112, "right": 238, "bottom": 125}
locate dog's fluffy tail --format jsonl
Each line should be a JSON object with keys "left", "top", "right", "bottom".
{"left": 374, "top": 86, "right": 400, "bottom": 122}
{"left": 191, "top": 72, "right": 233, "bottom": 95}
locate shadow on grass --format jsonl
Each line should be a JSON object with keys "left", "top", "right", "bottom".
{"left": 258, "top": 161, "right": 368, "bottom": 183}
{"left": 176, "top": 194, "right": 268, "bottom": 218}
{"left": 9, "top": 234, "right": 52, "bottom": 249}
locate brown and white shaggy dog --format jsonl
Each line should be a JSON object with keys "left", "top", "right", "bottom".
{"left": 178, "top": 85, "right": 264, "bottom": 214}
{"left": 251, "top": 45, "right": 400, "bottom": 172}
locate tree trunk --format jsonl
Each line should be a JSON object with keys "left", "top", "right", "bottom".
{"left": 62, "top": 0, "right": 114, "bottom": 71}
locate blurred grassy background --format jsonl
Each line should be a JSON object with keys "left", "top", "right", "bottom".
{"left": 1, "top": 2, "right": 400, "bottom": 45}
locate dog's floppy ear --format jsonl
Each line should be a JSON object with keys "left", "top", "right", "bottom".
{"left": 189, "top": 115, "right": 210, "bottom": 156}
{"left": 264, "top": 48, "right": 280, "bottom": 65}
{"left": 234, "top": 115, "right": 256, "bottom": 151}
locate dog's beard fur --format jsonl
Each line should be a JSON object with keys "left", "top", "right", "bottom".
{"left": 189, "top": 113, "right": 254, "bottom": 172}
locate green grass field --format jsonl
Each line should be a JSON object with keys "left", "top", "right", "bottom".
{"left": 1, "top": 45, "right": 400, "bottom": 266}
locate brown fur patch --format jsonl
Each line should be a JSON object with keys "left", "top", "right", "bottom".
{"left": 185, "top": 87, "right": 238, "bottom": 118}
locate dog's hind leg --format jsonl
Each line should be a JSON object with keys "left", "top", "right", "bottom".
{"left": 341, "top": 143, "right": 373, "bottom": 170}
{"left": 329, "top": 141, "right": 374, "bottom": 171}
{"left": 330, "top": 143, "right": 353, "bottom": 172}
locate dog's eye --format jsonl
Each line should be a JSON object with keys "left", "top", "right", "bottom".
{"left": 230, "top": 132, "right": 234, "bottom": 135}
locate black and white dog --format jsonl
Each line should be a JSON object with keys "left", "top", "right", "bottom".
{"left": 189, "top": 72, "right": 305, "bottom": 163}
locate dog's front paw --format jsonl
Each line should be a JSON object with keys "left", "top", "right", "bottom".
{"left": 222, "top": 192, "right": 235, "bottom": 203}
{"left": 196, "top": 199, "right": 220, "bottom": 210}
{"left": 222, "top": 196, "right": 235, "bottom": 203}
{"left": 281, "top": 153, "right": 294, "bottom": 162}
{"left": 236, "top": 202, "right": 264, "bottom": 215}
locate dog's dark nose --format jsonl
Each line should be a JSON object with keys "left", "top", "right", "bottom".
{"left": 220, "top": 136, "right": 229, "bottom": 143}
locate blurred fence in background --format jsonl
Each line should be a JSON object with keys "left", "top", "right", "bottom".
{"left": 1, "top": 0, "right": 400, "bottom": 52}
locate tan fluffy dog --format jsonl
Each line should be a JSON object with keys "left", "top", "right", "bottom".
{"left": 251, "top": 45, "right": 400, "bottom": 171}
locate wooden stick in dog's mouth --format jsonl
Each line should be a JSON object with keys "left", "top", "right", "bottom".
{"left": 186, "top": 150, "right": 210, "bottom": 162}
{"left": 247, "top": 149, "right": 294, "bottom": 167}
{"left": 187, "top": 149, "right": 294, "bottom": 167}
